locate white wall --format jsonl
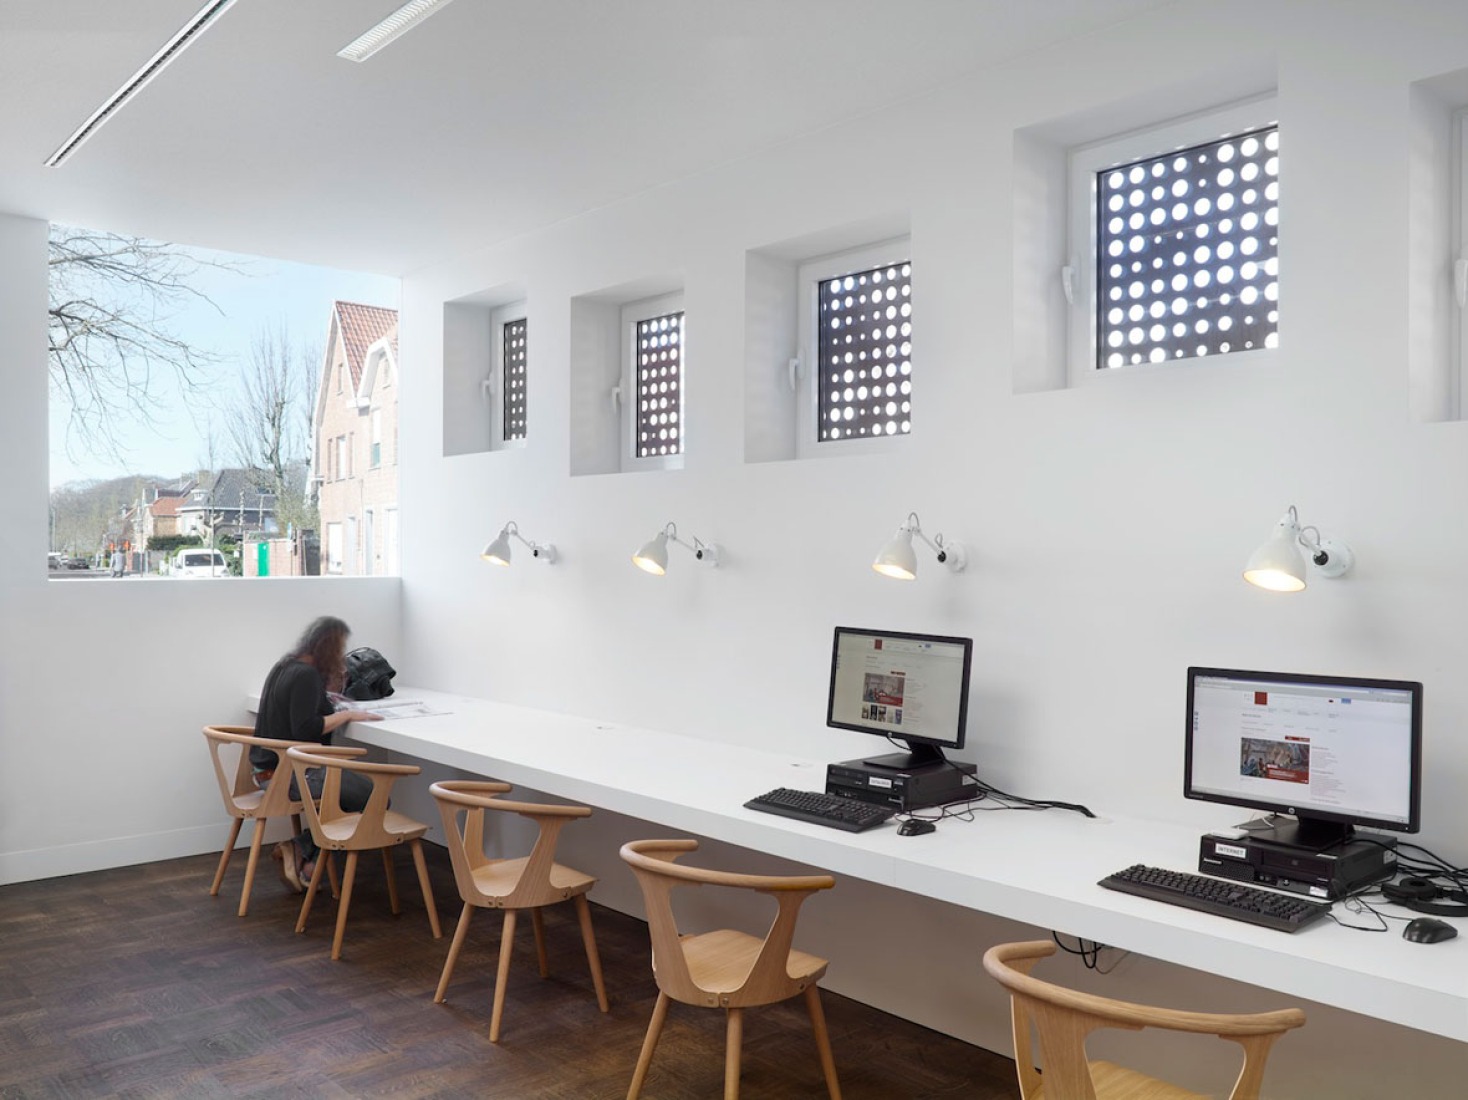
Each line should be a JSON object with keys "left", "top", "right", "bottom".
{"left": 3, "top": 2, "right": 1465, "bottom": 1097}
{"left": 389, "top": 3, "right": 1468, "bottom": 1096}
{"left": 0, "top": 212, "right": 405, "bottom": 883}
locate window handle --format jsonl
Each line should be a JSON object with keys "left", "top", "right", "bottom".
{"left": 1455, "top": 256, "right": 1468, "bottom": 310}
{"left": 1061, "top": 260, "right": 1077, "bottom": 306}
{"left": 480, "top": 377, "right": 493, "bottom": 401}
{"left": 611, "top": 384, "right": 622, "bottom": 413}
{"left": 787, "top": 356, "right": 802, "bottom": 391}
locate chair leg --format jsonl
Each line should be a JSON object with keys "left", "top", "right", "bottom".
{"left": 435, "top": 902, "right": 475, "bottom": 1004}
{"left": 627, "top": 990, "right": 670, "bottom": 1100}
{"left": 409, "top": 839, "right": 441, "bottom": 938}
{"left": 237, "top": 818, "right": 268, "bottom": 918}
{"left": 574, "top": 893, "right": 610, "bottom": 1013}
{"left": 804, "top": 985, "right": 842, "bottom": 1100}
{"left": 724, "top": 1006, "right": 744, "bottom": 1100}
{"left": 295, "top": 849, "right": 328, "bottom": 934}
{"left": 210, "top": 818, "right": 243, "bottom": 897}
{"left": 489, "top": 909, "right": 517, "bottom": 1043}
{"left": 325, "top": 851, "right": 341, "bottom": 899}
{"left": 531, "top": 906, "right": 549, "bottom": 977}
{"left": 382, "top": 847, "right": 400, "bottom": 915}
{"left": 331, "top": 850, "right": 359, "bottom": 960}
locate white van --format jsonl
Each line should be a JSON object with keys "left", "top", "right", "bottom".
{"left": 172, "top": 548, "right": 229, "bottom": 578}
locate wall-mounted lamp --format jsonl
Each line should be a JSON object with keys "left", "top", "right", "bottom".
{"left": 632, "top": 522, "right": 720, "bottom": 576}
{"left": 481, "top": 521, "right": 557, "bottom": 566}
{"left": 872, "top": 512, "right": 966, "bottom": 580}
{"left": 1242, "top": 505, "right": 1353, "bottom": 592}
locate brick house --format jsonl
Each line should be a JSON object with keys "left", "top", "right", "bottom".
{"left": 312, "top": 301, "right": 399, "bottom": 576}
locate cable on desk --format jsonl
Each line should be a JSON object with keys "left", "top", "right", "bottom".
{"left": 1050, "top": 932, "right": 1128, "bottom": 973}
{"left": 968, "top": 777, "right": 1096, "bottom": 819}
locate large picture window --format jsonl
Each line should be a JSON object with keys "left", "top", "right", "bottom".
{"left": 46, "top": 223, "right": 399, "bottom": 578}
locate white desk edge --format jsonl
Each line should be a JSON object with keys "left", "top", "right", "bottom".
{"left": 247, "top": 686, "right": 1467, "bottom": 1042}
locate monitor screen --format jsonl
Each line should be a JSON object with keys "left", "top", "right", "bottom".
{"left": 1184, "top": 667, "right": 1422, "bottom": 849}
{"left": 827, "top": 627, "right": 972, "bottom": 770}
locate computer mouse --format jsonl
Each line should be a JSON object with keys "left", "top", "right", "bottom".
{"left": 897, "top": 818, "right": 936, "bottom": 836}
{"left": 1402, "top": 918, "right": 1458, "bottom": 944}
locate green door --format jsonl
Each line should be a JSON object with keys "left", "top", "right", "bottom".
{"left": 256, "top": 540, "right": 269, "bottom": 577}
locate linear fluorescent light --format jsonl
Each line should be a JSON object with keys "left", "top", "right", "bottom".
{"left": 337, "top": 0, "right": 457, "bottom": 62}
{"left": 44, "top": 0, "right": 239, "bottom": 168}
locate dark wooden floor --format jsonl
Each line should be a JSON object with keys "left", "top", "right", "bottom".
{"left": 0, "top": 845, "right": 1021, "bottom": 1099}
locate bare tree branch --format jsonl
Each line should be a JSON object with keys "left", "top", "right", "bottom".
{"left": 47, "top": 224, "right": 249, "bottom": 461}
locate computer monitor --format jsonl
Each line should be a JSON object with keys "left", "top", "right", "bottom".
{"left": 1184, "top": 667, "right": 1423, "bottom": 850}
{"left": 827, "top": 626, "right": 972, "bottom": 770}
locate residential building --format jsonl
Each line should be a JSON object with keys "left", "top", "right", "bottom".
{"left": 313, "top": 301, "right": 399, "bottom": 576}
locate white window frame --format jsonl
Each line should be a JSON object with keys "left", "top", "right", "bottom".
{"left": 1066, "top": 95, "right": 1279, "bottom": 386}
{"left": 1454, "top": 108, "right": 1468, "bottom": 418}
{"left": 370, "top": 409, "right": 382, "bottom": 468}
{"left": 796, "top": 236, "right": 912, "bottom": 459}
{"left": 490, "top": 301, "right": 528, "bottom": 449}
{"left": 619, "top": 291, "right": 685, "bottom": 473}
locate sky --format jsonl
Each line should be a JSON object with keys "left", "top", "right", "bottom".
{"left": 47, "top": 230, "right": 400, "bottom": 489}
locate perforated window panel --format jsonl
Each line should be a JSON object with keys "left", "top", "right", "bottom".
{"left": 1096, "top": 126, "right": 1278, "bottom": 369}
{"left": 503, "top": 318, "right": 527, "bottom": 441}
{"left": 635, "top": 311, "right": 682, "bottom": 457}
{"left": 818, "top": 263, "right": 912, "bottom": 441}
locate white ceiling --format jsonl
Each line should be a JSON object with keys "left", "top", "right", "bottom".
{"left": 0, "top": 0, "right": 1173, "bottom": 275}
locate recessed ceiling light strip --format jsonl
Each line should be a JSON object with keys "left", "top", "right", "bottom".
{"left": 44, "top": 0, "right": 239, "bottom": 168}
{"left": 337, "top": 0, "right": 457, "bottom": 63}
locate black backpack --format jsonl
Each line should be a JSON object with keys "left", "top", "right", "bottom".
{"left": 343, "top": 647, "right": 397, "bottom": 701}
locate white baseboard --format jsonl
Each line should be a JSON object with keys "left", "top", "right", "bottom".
{"left": 0, "top": 820, "right": 295, "bottom": 886}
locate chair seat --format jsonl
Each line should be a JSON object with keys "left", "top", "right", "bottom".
{"left": 469, "top": 856, "right": 596, "bottom": 902}
{"left": 319, "top": 808, "right": 428, "bottom": 848}
{"left": 230, "top": 789, "right": 265, "bottom": 815}
{"left": 1031, "top": 1061, "right": 1207, "bottom": 1100}
{"left": 678, "top": 928, "right": 828, "bottom": 998}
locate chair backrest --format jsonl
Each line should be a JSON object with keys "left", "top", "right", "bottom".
{"left": 202, "top": 724, "right": 311, "bottom": 819}
{"left": 430, "top": 780, "right": 592, "bottom": 909}
{"left": 620, "top": 838, "right": 835, "bottom": 1009}
{"left": 285, "top": 745, "right": 418, "bottom": 850}
{"left": 982, "top": 940, "right": 1306, "bottom": 1100}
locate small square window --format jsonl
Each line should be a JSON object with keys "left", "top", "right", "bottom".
{"left": 618, "top": 291, "right": 685, "bottom": 471}
{"left": 817, "top": 262, "right": 912, "bottom": 441}
{"left": 1095, "top": 127, "right": 1279, "bottom": 369}
{"left": 502, "top": 317, "right": 527, "bottom": 441}
{"left": 1068, "top": 97, "right": 1279, "bottom": 380}
{"left": 634, "top": 311, "right": 683, "bottom": 458}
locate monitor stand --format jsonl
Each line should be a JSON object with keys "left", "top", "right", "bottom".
{"left": 1236, "top": 814, "right": 1398, "bottom": 854}
{"left": 863, "top": 742, "right": 950, "bottom": 771}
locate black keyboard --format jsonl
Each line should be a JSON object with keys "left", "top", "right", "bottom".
{"left": 1099, "top": 864, "right": 1333, "bottom": 933}
{"left": 744, "top": 788, "right": 895, "bottom": 832}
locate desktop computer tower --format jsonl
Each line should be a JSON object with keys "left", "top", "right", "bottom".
{"left": 1198, "top": 831, "right": 1396, "bottom": 900}
{"left": 826, "top": 757, "right": 977, "bottom": 812}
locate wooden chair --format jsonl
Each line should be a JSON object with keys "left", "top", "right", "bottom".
{"left": 981, "top": 940, "right": 1306, "bottom": 1100}
{"left": 286, "top": 745, "right": 443, "bottom": 960}
{"left": 619, "top": 838, "right": 841, "bottom": 1100}
{"left": 429, "top": 780, "right": 610, "bottom": 1042}
{"left": 202, "top": 724, "right": 330, "bottom": 916}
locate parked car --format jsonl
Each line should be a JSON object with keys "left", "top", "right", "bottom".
{"left": 172, "top": 548, "right": 229, "bottom": 578}
{"left": 66, "top": 556, "right": 90, "bottom": 569}
{"left": 48, "top": 552, "right": 62, "bottom": 569}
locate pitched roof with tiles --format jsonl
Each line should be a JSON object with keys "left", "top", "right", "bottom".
{"left": 334, "top": 302, "right": 398, "bottom": 390}
{"left": 150, "top": 495, "right": 184, "bottom": 518}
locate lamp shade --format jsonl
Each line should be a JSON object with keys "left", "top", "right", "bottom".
{"left": 1243, "top": 515, "right": 1307, "bottom": 592}
{"left": 481, "top": 529, "right": 512, "bottom": 566}
{"left": 872, "top": 527, "right": 917, "bottom": 580}
{"left": 632, "top": 531, "right": 669, "bottom": 576}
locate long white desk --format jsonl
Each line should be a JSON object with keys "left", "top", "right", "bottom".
{"left": 336, "top": 687, "right": 1466, "bottom": 1043}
